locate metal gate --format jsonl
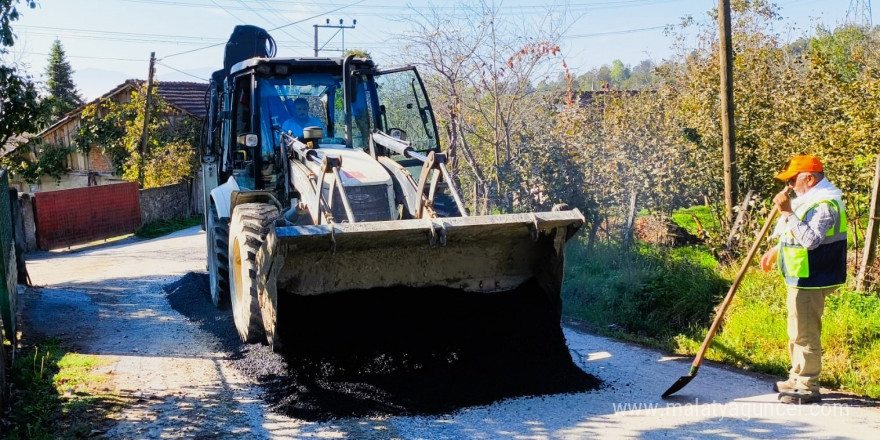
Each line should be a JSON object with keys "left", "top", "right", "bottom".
{"left": 33, "top": 182, "right": 141, "bottom": 250}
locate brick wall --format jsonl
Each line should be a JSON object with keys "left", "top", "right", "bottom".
{"left": 88, "top": 147, "right": 112, "bottom": 172}
{"left": 33, "top": 182, "right": 141, "bottom": 250}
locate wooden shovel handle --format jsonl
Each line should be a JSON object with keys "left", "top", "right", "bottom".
{"left": 692, "top": 205, "right": 780, "bottom": 367}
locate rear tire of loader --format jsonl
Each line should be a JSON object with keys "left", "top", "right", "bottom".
{"left": 207, "top": 203, "right": 230, "bottom": 308}
{"left": 229, "top": 202, "right": 280, "bottom": 343}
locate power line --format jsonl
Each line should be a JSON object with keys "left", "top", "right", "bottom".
{"left": 162, "top": 0, "right": 366, "bottom": 59}
{"left": 208, "top": 0, "right": 245, "bottom": 24}
{"left": 117, "top": 0, "right": 686, "bottom": 14}
{"left": 568, "top": 25, "right": 666, "bottom": 38}
{"left": 18, "top": 25, "right": 220, "bottom": 40}
{"left": 156, "top": 61, "right": 210, "bottom": 81}
{"left": 18, "top": 51, "right": 145, "bottom": 62}
{"left": 234, "top": 0, "right": 309, "bottom": 46}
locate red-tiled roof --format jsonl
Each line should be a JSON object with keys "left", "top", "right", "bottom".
{"left": 39, "top": 80, "right": 209, "bottom": 137}
{"left": 156, "top": 81, "right": 209, "bottom": 119}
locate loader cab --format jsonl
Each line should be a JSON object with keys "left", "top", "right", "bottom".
{"left": 221, "top": 58, "right": 441, "bottom": 197}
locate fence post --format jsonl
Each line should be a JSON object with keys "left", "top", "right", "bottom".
{"left": 0, "top": 168, "right": 18, "bottom": 350}
{"left": 622, "top": 189, "right": 637, "bottom": 248}
{"left": 726, "top": 189, "right": 754, "bottom": 252}
{"left": 856, "top": 156, "right": 880, "bottom": 292}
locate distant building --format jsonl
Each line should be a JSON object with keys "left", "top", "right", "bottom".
{"left": 13, "top": 80, "right": 207, "bottom": 193}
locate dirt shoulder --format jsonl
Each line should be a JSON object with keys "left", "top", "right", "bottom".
{"left": 20, "top": 228, "right": 272, "bottom": 439}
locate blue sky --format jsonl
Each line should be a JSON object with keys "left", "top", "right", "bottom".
{"left": 4, "top": 0, "right": 865, "bottom": 100}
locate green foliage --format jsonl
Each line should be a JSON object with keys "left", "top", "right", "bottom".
{"left": 0, "top": 0, "right": 35, "bottom": 49}
{"left": 1, "top": 2, "right": 42, "bottom": 148}
{"left": 6, "top": 338, "right": 127, "bottom": 440}
{"left": 344, "top": 48, "right": 371, "bottom": 59}
{"left": 75, "top": 98, "right": 129, "bottom": 172}
{"left": 0, "top": 64, "right": 42, "bottom": 147}
{"left": 575, "top": 58, "right": 660, "bottom": 91}
{"left": 532, "top": 3, "right": 880, "bottom": 249}
{"left": 1, "top": 139, "right": 71, "bottom": 184}
{"left": 135, "top": 215, "right": 202, "bottom": 239}
{"left": 120, "top": 85, "right": 199, "bottom": 188}
{"left": 44, "top": 39, "right": 84, "bottom": 122}
{"left": 562, "top": 236, "right": 726, "bottom": 343}
{"left": 671, "top": 205, "right": 718, "bottom": 237}
{"left": 74, "top": 83, "right": 199, "bottom": 187}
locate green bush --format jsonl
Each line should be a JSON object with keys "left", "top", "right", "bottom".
{"left": 135, "top": 216, "right": 202, "bottom": 239}
{"left": 563, "top": 236, "right": 727, "bottom": 343}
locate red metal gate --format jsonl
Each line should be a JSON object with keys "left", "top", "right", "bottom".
{"left": 33, "top": 182, "right": 141, "bottom": 250}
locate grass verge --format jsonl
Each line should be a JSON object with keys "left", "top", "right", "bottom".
{"left": 4, "top": 339, "right": 130, "bottom": 439}
{"left": 135, "top": 216, "right": 202, "bottom": 239}
{"left": 563, "top": 216, "right": 880, "bottom": 398}
{"left": 701, "top": 270, "right": 880, "bottom": 398}
{"left": 562, "top": 235, "right": 727, "bottom": 349}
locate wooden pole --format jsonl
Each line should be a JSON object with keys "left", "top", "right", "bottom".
{"left": 139, "top": 52, "right": 156, "bottom": 187}
{"left": 856, "top": 156, "right": 880, "bottom": 292}
{"left": 719, "top": 0, "right": 737, "bottom": 224}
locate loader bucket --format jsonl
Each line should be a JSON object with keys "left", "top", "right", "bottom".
{"left": 256, "top": 209, "right": 585, "bottom": 347}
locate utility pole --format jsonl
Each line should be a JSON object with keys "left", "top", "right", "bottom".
{"left": 139, "top": 52, "right": 156, "bottom": 187}
{"left": 718, "top": 0, "right": 737, "bottom": 224}
{"left": 313, "top": 19, "right": 357, "bottom": 56}
{"left": 847, "top": 0, "right": 873, "bottom": 26}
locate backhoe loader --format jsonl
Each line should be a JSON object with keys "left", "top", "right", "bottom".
{"left": 201, "top": 25, "right": 585, "bottom": 350}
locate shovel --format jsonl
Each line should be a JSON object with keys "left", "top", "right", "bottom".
{"left": 662, "top": 205, "right": 779, "bottom": 398}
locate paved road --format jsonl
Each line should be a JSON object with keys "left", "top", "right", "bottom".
{"left": 20, "top": 226, "right": 879, "bottom": 439}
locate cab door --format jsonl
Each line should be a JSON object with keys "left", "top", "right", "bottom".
{"left": 372, "top": 67, "right": 441, "bottom": 156}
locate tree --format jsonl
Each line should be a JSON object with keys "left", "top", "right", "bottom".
{"left": 75, "top": 82, "right": 200, "bottom": 188}
{"left": 1, "top": 0, "right": 41, "bottom": 150}
{"left": 609, "top": 59, "right": 630, "bottom": 85}
{"left": 343, "top": 48, "right": 371, "bottom": 59}
{"left": 402, "top": 0, "right": 570, "bottom": 213}
{"left": 0, "top": 65, "right": 40, "bottom": 147}
{"left": 44, "top": 39, "right": 83, "bottom": 121}
{"left": 1, "top": 0, "right": 35, "bottom": 48}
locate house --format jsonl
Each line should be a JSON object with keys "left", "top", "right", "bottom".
{"left": 13, "top": 80, "right": 208, "bottom": 193}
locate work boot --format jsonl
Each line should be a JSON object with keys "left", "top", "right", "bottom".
{"left": 778, "top": 388, "right": 821, "bottom": 404}
{"left": 773, "top": 378, "right": 797, "bottom": 393}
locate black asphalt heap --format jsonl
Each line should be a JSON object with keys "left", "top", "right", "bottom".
{"left": 166, "top": 273, "right": 600, "bottom": 421}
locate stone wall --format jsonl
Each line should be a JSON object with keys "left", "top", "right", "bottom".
{"left": 15, "top": 193, "right": 37, "bottom": 252}
{"left": 140, "top": 182, "right": 193, "bottom": 225}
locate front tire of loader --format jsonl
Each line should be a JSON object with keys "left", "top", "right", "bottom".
{"left": 207, "top": 203, "right": 230, "bottom": 308}
{"left": 229, "top": 202, "right": 280, "bottom": 343}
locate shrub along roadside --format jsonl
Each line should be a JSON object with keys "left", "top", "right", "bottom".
{"left": 134, "top": 216, "right": 202, "bottom": 239}
{"left": 562, "top": 235, "right": 727, "bottom": 344}
{"left": 563, "top": 232, "right": 880, "bottom": 399}
{"left": 4, "top": 339, "right": 129, "bottom": 439}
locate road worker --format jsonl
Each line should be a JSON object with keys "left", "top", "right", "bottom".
{"left": 760, "top": 154, "right": 847, "bottom": 404}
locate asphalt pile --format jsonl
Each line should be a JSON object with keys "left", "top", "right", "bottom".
{"left": 166, "top": 273, "right": 600, "bottom": 421}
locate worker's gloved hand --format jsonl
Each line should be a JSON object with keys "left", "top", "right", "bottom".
{"left": 760, "top": 247, "right": 778, "bottom": 273}
{"left": 773, "top": 189, "right": 793, "bottom": 217}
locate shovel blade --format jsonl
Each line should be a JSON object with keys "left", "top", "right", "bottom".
{"left": 661, "top": 374, "right": 694, "bottom": 398}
